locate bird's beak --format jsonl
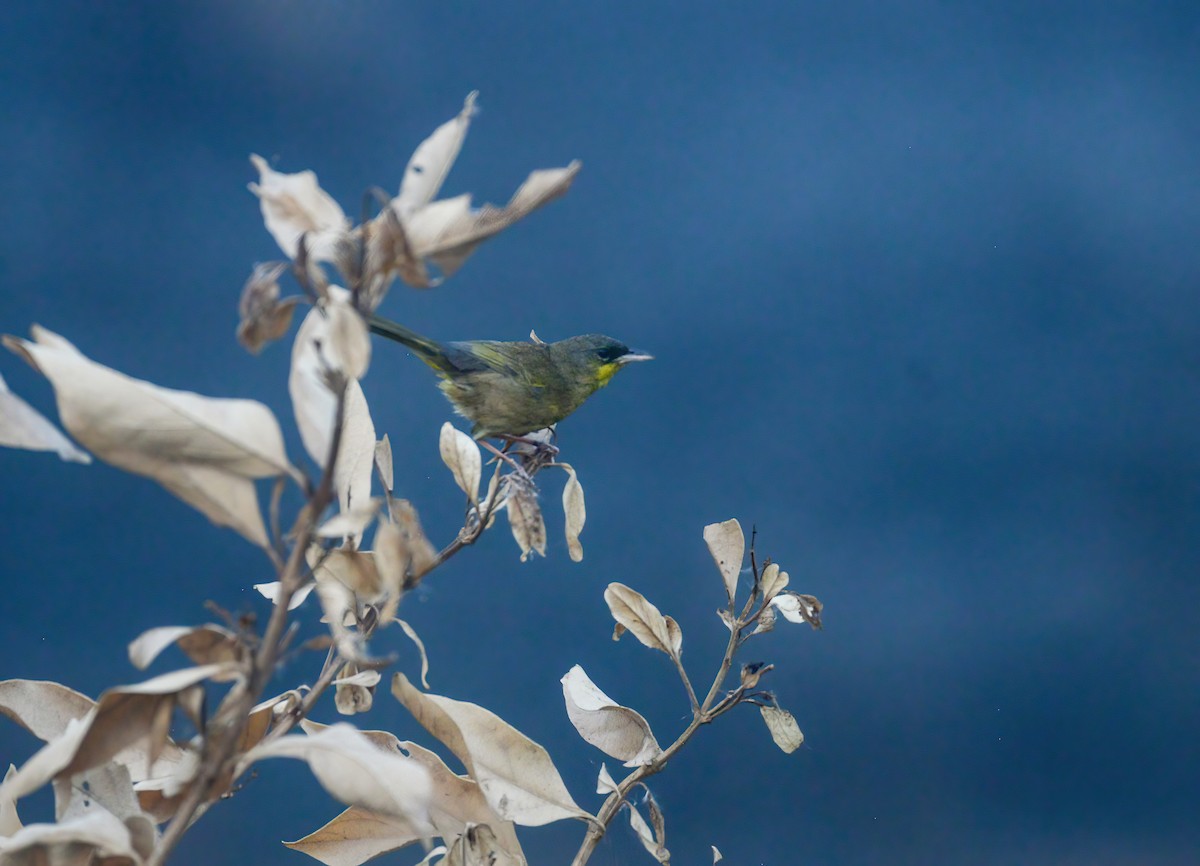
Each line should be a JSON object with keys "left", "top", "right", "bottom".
{"left": 617, "top": 350, "right": 654, "bottom": 365}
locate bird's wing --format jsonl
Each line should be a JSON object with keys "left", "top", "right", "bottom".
{"left": 443, "top": 341, "right": 541, "bottom": 386}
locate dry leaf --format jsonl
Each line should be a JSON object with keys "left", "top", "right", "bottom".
{"left": 759, "top": 706, "right": 804, "bottom": 754}
{"left": 289, "top": 296, "right": 376, "bottom": 518}
{"left": 237, "top": 261, "right": 298, "bottom": 353}
{"left": 0, "top": 370, "right": 91, "bottom": 463}
{"left": 334, "top": 664, "right": 379, "bottom": 716}
{"left": 443, "top": 823, "right": 522, "bottom": 866}
{"left": 760, "top": 563, "right": 788, "bottom": 603}
{"left": 595, "top": 764, "right": 618, "bottom": 796}
{"left": 1, "top": 765, "right": 22, "bottom": 836}
{"left": 504, "top": 478, "right": 546, "bottom": 562}
{"left": 399, "top": 162, "right": 582, "bottom": 285}
{"left": 127, "top": 625, "right": 244, "bottom": 674}
{"left": 392, "top": 499, "right": 438, "bottom": 585}
{"left": 372, "top": 519, "right": 407, "bottom": 624}
{"left": 627, "top": 798, "right": 670, "bottom": 864}
{"left": 4, "top": 326, "right": 294, "bottom": 546}
{"left": 396, "top": 619, "right": 431, "bottom": 689}
{"left": 0, "top": 666, "right": 232, "bottom": 806}
{"left": 317, "top": 499, "right": 382, "bottom": 539}
{"left": 559, "top": 462, "right": 586, "bottom": 562}
{"left": 249, "top": 154, "right": 351, "bottom": 261}
{"left": 0, "top": 807, "right": 145, "bottom": 864}
{"left": 382, "top": 93, "right": 581, "bottom": 287}
{"left": 603, "top": 584, "right": 679, "bottom": 660}
{"left": 254, "top": 579, "right": 315, "bottom": 610}
{"left": 239, "top": 723, "right": 432, "bottom": 834}
{"left": 703, "top": 519, "right": 745, "bottom": 603}
{"left": 394, "top": 92, "right": 477, "bottom": 220}
{"left": 560, "top": 666, "right": 661, "bottom": 767}
{"left": 285, "top": 804, "right": 426, "bottom": 866}
{"left": 712, "top": 845, "right": 723, "bottom": 863}
{"left": 439, "top": 422, "right": 481, "bottom": 504}
{"left": 770, "top": 592, "right": 824, "bottom": 630}
{"left": 392, "top": 673, "right": 589, "bottom": 827}
{"left": 374, "top": 435, "right": 394, "bottom": 493}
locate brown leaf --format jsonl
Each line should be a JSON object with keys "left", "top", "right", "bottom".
{"left": 439, "top": 422, "right": 481, "bottom": 504}
{"left": 504, "top": 478, "right": 546, "bottom": 562}
{"left": 285, "top": 804, "right": 425, "bottom": 866}
{"left": 392, "top": 673, "right": 589, "bottom": 827}
{"left": 603, "top": 584, "right": 679, "bottom": 660}
{"left": 334, "top": 663, "right": 380, "bottom": 716}
{"left": 127, "top": 625, "right": 245, "bottom": 674}
{"left": 4, "top": 327, "right": 294, "bottom": 546}
{"left": 289, "top": 296, "right": 377, "bottom": 518}
{"left": 759, "top": 706, "right": 804, "bottom": 754}
{"left": 0, "top": 808, "right": 145, "bottom": 864}
{"left": 759, "top": 563, "right": 788, "bottom": 604}
{"left": 561, "top": 666, "right": 661, "bottom": 767}
{"left": 249, "top": 154, "right": 351, "bottom": 261}
{"left": 392, "top": 499, "right": 438, "bottom": 586}
{"left": 770, "top": 592, "right": 824, "bottom": 630}
{"left": 703, "top": 519, "right": 745, "bottom": 603}
{"left": 236, "top": 262, "right": 298, "bottom": 354}
{"left": 558, "top": 462, "right": 586, "bottom": 562}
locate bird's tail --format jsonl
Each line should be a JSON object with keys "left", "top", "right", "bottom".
{"left": 367, "top": 314, "right": 451, "bottom": 371}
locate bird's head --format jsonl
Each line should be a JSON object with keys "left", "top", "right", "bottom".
{"left": 555, "top": 334, "right": 654, "bottom": 390}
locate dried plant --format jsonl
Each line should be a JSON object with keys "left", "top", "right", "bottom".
{"left": 0, "top": 93, "right": 821, "bottom": 865}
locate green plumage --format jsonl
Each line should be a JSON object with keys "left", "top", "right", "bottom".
{"left": 368, "top": 314, "right": 651, "bottom": 438}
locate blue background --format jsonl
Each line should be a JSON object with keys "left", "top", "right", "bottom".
{"left": 2, "top": 2, "right": 1199, "bottom": 864}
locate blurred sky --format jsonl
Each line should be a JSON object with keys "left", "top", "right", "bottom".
{"left": 2, "top": 2, "right": 1199, "bottom": 864}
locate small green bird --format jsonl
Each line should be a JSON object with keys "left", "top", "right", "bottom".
{"left": 368, "top": 314, "right": 652, "bottom": 439}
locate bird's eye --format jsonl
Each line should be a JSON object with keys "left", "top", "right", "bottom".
{"left": 596, "top": 345, "right": 625, "bottom": 363}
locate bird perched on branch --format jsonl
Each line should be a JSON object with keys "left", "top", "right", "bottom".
{"left": 368, "top": 313, "right": 652, "bottom": 439}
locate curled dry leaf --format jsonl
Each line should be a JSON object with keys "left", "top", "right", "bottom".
{"left": 596, "top": 763, "right": 618, "bottom": 796}
{"left": 237, "top": 261, "right": 299, "bottom": 353}
{"left": 254, "top": 579, "right": 316, "bottom": 610}
{"left": 239, "top": 723, "right": 433, "bottom": 834}
{"left": 712, "top": 845, "right": 723, "bottom": 863}
{"left": 127, "top": 624, "right": 244, "bottom": 675}
{"left": 504, "top": 477, "right": 546, "bottom": 562}
{"left": 3, "top": 327, "right": 294, "bottom": 546}
{"left": 770, "top": 592, "right": 824, "bottom": 630}
{"left": 396, "top": 619, "right": 431, "bottom": 689}
{"left": 374, "top": 435, "right": 394, "bottom": 493}
{"left": 439, "top": 422, "right": 481, "bottom": 504}
{"left": 760, "top": 563, "right": 789, "bottom": 604}
{"left": 392, "top": 673, "right": 589, "bottom": 827}
{"left": 0, "top": 370, "right": 91, "bottom": 463}
{"left": 334, "top": 664, "right": 380, "bottom": 716}
{"left": 249, "top": 154, "right": 351, "bottom": 261}
{"left": 627, "top": 798, "right": 670, "bottom": 865}
{"left": 561, "top": 666, "right": 661, "bottom": 767}
{"left": 559, "top": 462, "right": 586, "bottom": 562}
{"left": 603, "top": 583, "right": 680, "bottom": 660}
{"left": 759, "top": 706, "right": 804, "bottom": 754}
{"left": 290, "top": 295, "right": 376, "bottom": 517}
{"left": 703, "top": 519, "right": 745, "bottom": 603}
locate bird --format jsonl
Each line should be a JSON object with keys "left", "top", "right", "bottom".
{"left": 368, "top": 313, "right": 652, "bottom": 440}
